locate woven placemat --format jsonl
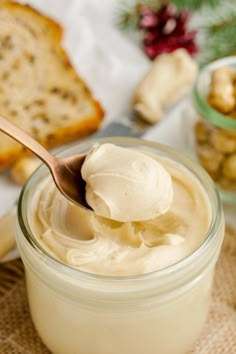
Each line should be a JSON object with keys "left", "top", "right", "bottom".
{"left": 0, "top": 226, "right": 235, "bottom": 354}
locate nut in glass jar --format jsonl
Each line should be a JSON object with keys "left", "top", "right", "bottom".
{"left": 193, "top": 56, "right": 236, "bottom": 203}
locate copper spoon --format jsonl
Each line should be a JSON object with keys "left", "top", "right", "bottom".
{"left": 0, "top": 115, "right": 90, "bottom": 209}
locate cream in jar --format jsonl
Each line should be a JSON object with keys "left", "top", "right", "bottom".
{"left": 28, "top": 143, "right": 210, "bottom": 276}
{"left": 16, "top": 138, "right": 224, "bottom": 354}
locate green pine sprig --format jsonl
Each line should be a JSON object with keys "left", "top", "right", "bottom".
{"left": 116, "top": 0, "right": 161, "bottom": 31}
{"left": 172, "top": 0, "right": 221, "bottom": 11}
{"left": 201, "top": 15, "right": 236, "bottom": 64}
{"left": 116, "top": 0, "right": 223, "bottom": 31}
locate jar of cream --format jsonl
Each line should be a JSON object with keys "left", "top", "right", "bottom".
{"left": 16, "top": 137, "right": 224, "bottom": 354}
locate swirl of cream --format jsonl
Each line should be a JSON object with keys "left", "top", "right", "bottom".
{"left": 28, "top": 155, "right": 210, "bottom": 276}
{"left": 81, "top": 143, "right": 173, "bottom": 222}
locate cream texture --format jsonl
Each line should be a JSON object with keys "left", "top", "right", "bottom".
{"left": 81, "top": 143, "right": 173, "bottom": 222}
{"left": 28, "top": 153, "right": 210, "bottom": 276}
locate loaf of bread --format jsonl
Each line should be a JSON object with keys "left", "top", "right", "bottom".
{"left": 0, "top": 1, "right": 104, "bottom": 169}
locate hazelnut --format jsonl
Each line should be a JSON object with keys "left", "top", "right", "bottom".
{"left": 222, "top": 153, "right": 236, "bottom": 180}
{"left": 208, "top": 67, "right": 236, "bottom": 113}
{"left": 197, "top": 144, "right": 223, "bottom": 174}
{"left": 194, "top": 121, "right": 209, "bottom": 143}
{"left": 210, "top": 129, "right": 236, "bottom": 154}
{"left": 218, "top": 176, "right": 236, "bottom": 192}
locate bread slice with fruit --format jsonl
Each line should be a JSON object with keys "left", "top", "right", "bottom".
{"left": 0, "top": 1, "right": 104, "bottom": 169}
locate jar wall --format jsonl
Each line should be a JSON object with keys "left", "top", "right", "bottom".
{"left": 15, "top": 137, "right": 225, "bottom": 354}
{"left": 25, "top": 265, "right": 214, "bottom": 354}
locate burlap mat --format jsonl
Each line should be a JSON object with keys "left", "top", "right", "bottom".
{"left": 0, "top": 227, "right": 235, "bottom": 354}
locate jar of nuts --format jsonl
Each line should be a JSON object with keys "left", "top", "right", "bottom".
{"left": 193, "top": 56, "right": 236, "bottom": 203}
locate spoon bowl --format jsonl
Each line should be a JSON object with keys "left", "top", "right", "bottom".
{"left": 0, "top": 114, "right": 91, "bottom": 210}
{"left": 52, "top": 154, "right": 89, "bottom": 207}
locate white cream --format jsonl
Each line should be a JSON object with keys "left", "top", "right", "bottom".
{"left": 28, "top": 153, "right": 210, "bottom": 276}
{"left": 81, "top": 143, "right": 173, "bottom": 222}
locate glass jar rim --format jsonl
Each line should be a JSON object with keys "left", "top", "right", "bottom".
{"left": 193, "top": 56, "right": 236, "bottom": 130}
{"left": 17, "top": 137, "right": 222, "bottom": 286}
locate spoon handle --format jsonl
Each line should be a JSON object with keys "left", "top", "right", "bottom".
{"left": 0, "top": 115, "right": 56, "bottom": 167}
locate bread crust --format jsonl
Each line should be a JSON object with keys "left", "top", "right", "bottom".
{"left": 0, "top": 1, "right": 104, "bottom": 169}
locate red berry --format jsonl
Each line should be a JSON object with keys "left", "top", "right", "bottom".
{"left": 178, "top": 11, "right": 191, "bottom": 25}
{"left": 138, "top": 4, "right": 197, "bottom": 59}
{"left": 182, "top": 41, "right": 198, "bottom": 55}
{"left": 182, "top": 30, "right": 197, "bottom": 42}
{"left": 139, "top": 7, "right": 158, "bottom": 29}
{"left": 143, "top": 31, "right": 160, "bottom": 45}
{"left": 162, "top": 18, "right": 177, "bottom": 35}
{"left": 156, "top": 4, "right": 176, "bottom": 25}
{"left": 144, "top": 44, "right": 158, "bottom": 59}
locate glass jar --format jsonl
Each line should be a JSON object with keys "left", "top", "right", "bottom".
{"left": 193, "top": 56, "right": 236, "bottom": 204}
{"left": 16, "top": 137, "right": 224, "bottom": 354}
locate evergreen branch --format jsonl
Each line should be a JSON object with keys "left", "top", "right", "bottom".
{"left": 115, "top": 0, "right": 162, "bottom": 30}
{"left": 200, "top": 13, "right": 236, "bottom": 63}
{"left": 116, "top": 3, "right": 141, "bottom": 30}
{"left": 172, "top": 0, "right": 221, "bottom": 11}
{"left": 116, "top": 0, "right": 223, "bottom": 30}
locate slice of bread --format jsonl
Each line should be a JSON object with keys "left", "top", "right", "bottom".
{"left": 0, "top": 1, "right": 104, "bottom": 169}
